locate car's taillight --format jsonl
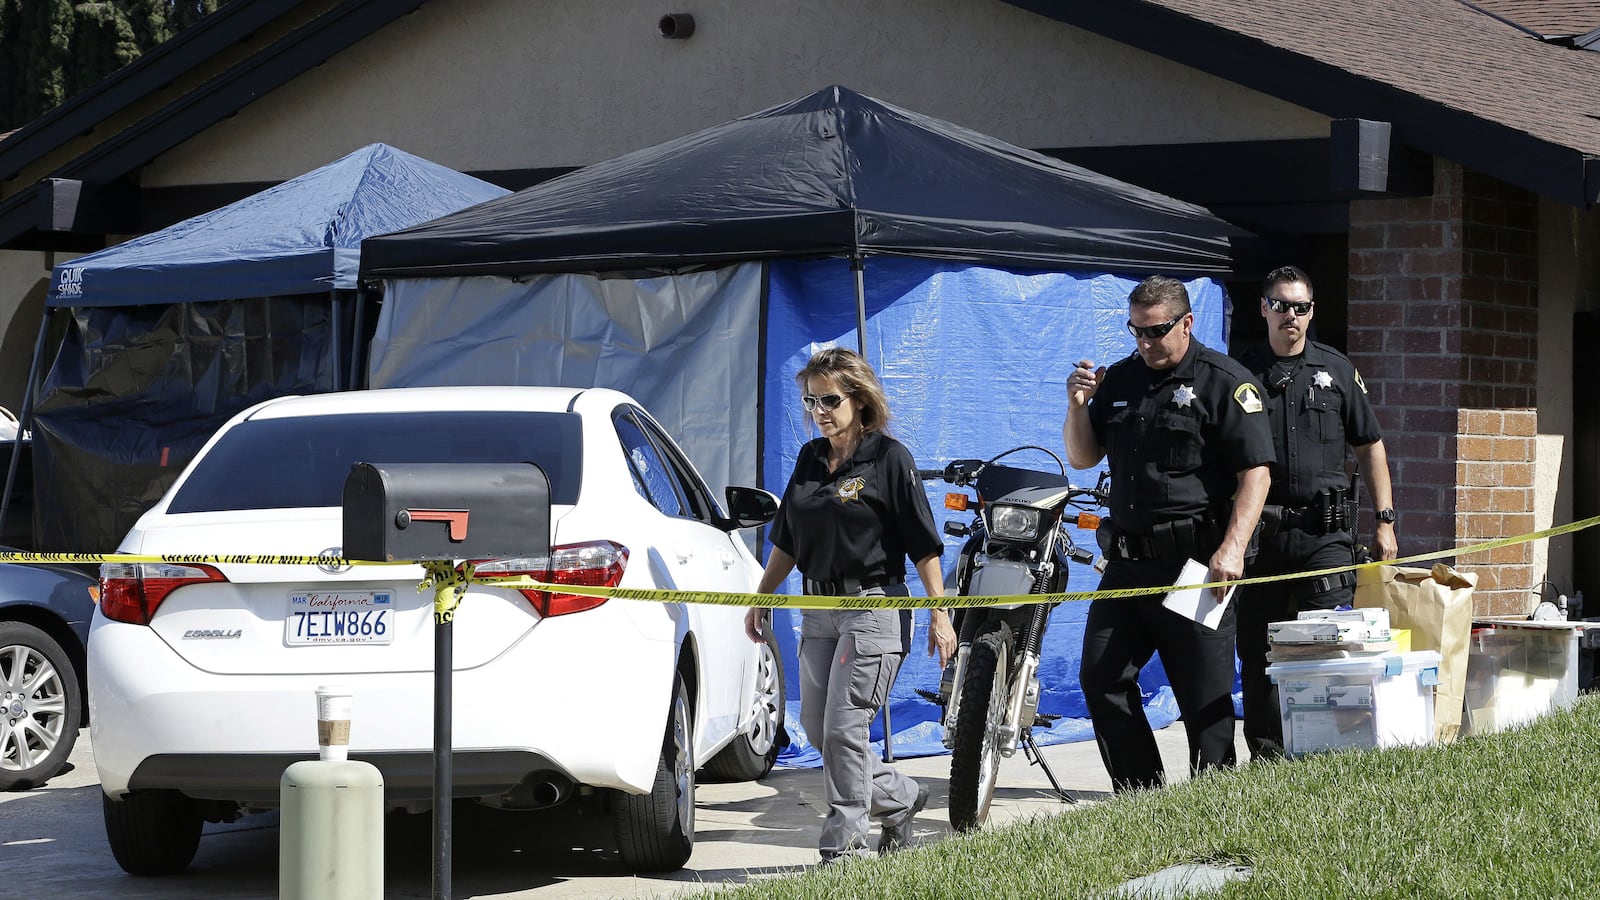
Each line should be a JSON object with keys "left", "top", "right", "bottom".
{"left": 473, "top": 541, "right": 629, "bottom": 618}
{"left": 99, "top": 562, "right": 227, "bottom": 625}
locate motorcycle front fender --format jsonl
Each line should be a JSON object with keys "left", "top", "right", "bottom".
{"left": 967, "top": 560, "right": 1036, "bottom": 607}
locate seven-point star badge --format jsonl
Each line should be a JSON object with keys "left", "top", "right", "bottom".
{"left": 1172, "top": 384, "right": 1196, "bottom": 408}
{"left": 1313, "top": 370, "right": 1333, "bottom": 389}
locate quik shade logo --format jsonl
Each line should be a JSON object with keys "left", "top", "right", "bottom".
{"left": 56, "top": 266, "right": 84, "bottom": 299}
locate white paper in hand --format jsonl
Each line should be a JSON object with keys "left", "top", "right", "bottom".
{"left": 1162, "top": 558, "right": 1234, "bottom": 630}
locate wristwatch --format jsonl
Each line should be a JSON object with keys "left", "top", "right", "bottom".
{"left": 1375, "top": 508, "right": 1397, "bottom": 524}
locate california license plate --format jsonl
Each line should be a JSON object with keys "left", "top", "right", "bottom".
{"left": 286, "top": 592, "right": 395, "bottom": 645}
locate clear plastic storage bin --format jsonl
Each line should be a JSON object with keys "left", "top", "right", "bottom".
{"left": 1266, "top": 650, "right": 1441, "bottom": 757}
{"left": 1463, "top": 620, "right": 1581, "bottom": 735}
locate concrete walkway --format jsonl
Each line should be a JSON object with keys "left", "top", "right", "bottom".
{"left": 0, "top": 724, "right": 1245, "bottom": 899}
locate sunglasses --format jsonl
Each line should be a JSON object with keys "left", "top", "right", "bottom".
{"left": 1267, "top": 298, "right": 1314, "bottom": 316}
{"left": 801, "top": 393, "right": 848, "bottom": 412}
{"left": 1125, "top": 314, "right": 1185, "bottom": 340}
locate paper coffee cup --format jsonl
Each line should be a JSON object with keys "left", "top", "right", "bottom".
{"left": 315, "top": 686, "right": 352, "bottom": 761}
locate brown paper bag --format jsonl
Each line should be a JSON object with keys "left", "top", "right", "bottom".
{"left": 1354, "top": 563, "right": 1476, "bottom": 743}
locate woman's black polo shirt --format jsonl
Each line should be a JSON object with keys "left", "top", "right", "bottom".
{"left": 769, "top": 431, "right": 943, "bottom": 584}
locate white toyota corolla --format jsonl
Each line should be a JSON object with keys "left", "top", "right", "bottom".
{"left": 88, "top": 386, "right": 784, "bottom": 875}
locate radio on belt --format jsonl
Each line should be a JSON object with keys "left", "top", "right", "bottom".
{"left": 341, "top": 462, "right": 551, "bottom": 562}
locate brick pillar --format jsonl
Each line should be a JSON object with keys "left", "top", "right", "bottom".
{"left": 1347, "top": 162, "right": 1539, "bottom": 614}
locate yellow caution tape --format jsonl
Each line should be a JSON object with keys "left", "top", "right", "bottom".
{"left": 0, "top": 552, "right": 411, "bottom": 566}
{"left": 5, "top": 514, "right": 1598, "bottom": 610}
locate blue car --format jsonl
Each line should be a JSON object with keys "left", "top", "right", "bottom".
{"left": 1, "top": 548, "right": 97, "bottom": 790}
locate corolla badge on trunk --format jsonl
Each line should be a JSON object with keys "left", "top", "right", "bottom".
{"left": 182, "top": 628, "right": 242, "bottom": 639}
{"left": 317, "top": 547, "right": 353, "bottom": 575}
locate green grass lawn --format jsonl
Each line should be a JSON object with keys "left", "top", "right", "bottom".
{"left": 708, "top": 695, "right": 1600, "bottom": 899}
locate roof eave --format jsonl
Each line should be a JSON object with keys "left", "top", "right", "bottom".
{"left": 0, "top": 0, "right": 430, "bottom": 251}
{"left": 1005, "top": 0, "right": 1599, "bottom": 207}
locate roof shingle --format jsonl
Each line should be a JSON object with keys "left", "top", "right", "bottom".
{"left": 1146, "top": 0, "right": 1600, "bottom": 157}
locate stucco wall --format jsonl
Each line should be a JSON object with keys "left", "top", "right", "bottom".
{"left": 0, "top": 251, "right": 56, "bottom": 411}
{"left": 140, "top": 0, "right": 1328, "bottom": 186}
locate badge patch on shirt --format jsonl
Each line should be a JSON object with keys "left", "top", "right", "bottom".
{"left": 1172, "top": 384, "right": 1196, "bottom": 408}
{"left": 1234, "top": 383, "right": 1264, "bottom": 413}
{"left": 1353, "top": 370, "right": 1368, "bottom": 394}
{"left": 837, "top": 476, "right": 867, "bottom": 502}
{"left": 1313, "top": 370, "right": 1333, "bottom": 389}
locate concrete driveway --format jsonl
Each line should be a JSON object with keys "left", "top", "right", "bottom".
{"left": 0, "top": 725, "right": 1238, "bottom": 899}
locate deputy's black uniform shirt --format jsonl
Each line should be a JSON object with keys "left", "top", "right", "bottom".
{"left": 769, "top": 431, "right": 943, "bottom": 583}
{"left": 1087, "top": 340, "right": 1275, "bottom": 534}
{"left": 1239, "top": 340, "right": 1382, "bottom": 507}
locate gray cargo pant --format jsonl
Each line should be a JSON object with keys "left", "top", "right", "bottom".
{"left": 798, "top": 596, "right": 920, "bottom": 860}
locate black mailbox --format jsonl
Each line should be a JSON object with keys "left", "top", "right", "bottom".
{"left": 341, "top": 462, "right": 551, "bottom": 562}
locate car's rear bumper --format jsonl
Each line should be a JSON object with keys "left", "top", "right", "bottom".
{"left": 126, "top": 749, "right": 567, "bottom": 804}
{"left": 88, "top": 610, "right": 675, "bottom": 802}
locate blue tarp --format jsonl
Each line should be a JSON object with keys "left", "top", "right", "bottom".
{"left": 761, "top": 257, "right": 1230, "bottom": 765}
{"left": 48, "top": 143, "right": 508, "bottom": 307}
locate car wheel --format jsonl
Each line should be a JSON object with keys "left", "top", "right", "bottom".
{"left": 702, "top": 627, "right": 785, "bottom": 781}
{"left": 0, "top": 621, "right": 82, "bottom": 791}
{"left": 102, "top": 789, "right": 204, "bottom": 875}
{"left": 613, "top": 675, "right": 694, "bottom": 871}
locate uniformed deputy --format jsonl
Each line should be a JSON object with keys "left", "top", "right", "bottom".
{"left": 1063, "top": 275, "right": 1273, "bottom": 792}
{"left": 744, "top": 347, "right": 956, "bottom": 864}
{"left": 1236, "top": 265, "right": 1398, "bottom": 760}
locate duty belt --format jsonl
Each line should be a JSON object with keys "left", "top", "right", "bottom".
{"left": 1098, "top": 517, "right": 1215, "bottom": 563}
{"left": 1266, "top": 496, "right": 1358, "bottom": 536}
{"left": 804, "top": 574, "right": 905, "bottom": 596}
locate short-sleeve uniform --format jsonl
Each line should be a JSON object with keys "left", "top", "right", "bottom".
{"left": 1235, "top": 340, "right": 1384, "bottom": 759}
{"left": 770, "top": 431, "right": 943, "bottom": 595}
{"left": 1089, "top": 342, "right": 1275, "bottom": 536}
{"left": 769, "top": 430, "right": 942, "bottom": 861}
{"left": 1078, "top": 339, "right": 1272, "bottom": 792}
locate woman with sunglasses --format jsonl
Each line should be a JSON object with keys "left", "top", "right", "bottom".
{"left": 744, "top": 347, "right": 955, "bottom": 864}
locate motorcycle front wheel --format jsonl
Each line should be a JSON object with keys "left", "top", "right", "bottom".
{"left": 948, "top": 621, "right": 1010, "bottom": 832}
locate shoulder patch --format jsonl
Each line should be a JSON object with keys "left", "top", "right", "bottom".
{"left": 1234, "top": 382, "right": 1264, "bottom": 413}
{"left": 1353, "top": 370, "right": 1368, "bottom": 394}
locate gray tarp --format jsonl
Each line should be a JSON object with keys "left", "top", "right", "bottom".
{"left": 367, "top": 265, "right": 763, "bottom": 495}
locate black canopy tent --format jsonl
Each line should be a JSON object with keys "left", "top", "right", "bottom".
{"left": 362, "top": 85, "right": 1251, "bottom": 352}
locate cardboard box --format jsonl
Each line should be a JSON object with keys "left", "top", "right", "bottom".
{"left": 1266, "top": 651, "right": 1441, "bottom": 757}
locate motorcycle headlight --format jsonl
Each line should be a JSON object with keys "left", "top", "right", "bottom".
{"left": 989, "top": 504, "right": 1042, "bottom": 541}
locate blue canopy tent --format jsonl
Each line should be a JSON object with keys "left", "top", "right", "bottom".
{"left": 1, "top": 143, "right": 508, "bottom": 553}
{"left": 358, "top": 87, "right": 1252, "bottom": 763}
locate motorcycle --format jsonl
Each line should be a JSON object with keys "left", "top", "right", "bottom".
{"left": 918, "top": 446, "right": 1108, "bottom": 831}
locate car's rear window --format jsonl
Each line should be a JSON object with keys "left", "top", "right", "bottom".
{"left": 168, "top": 411, "right": 583, "bottom": 513}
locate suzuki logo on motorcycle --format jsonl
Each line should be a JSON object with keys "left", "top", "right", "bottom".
{"left": 316, "top": 547, "right": 353, "bottom": 575}
{"left": 837, "top": 476, "right": 866, "bottom": 502}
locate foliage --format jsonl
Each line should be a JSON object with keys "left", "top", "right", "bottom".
{"left": 709, "top": 696, "right": 1600, "bottom": 899}
{"left": 0, "top": 1, "right": 227, "bottom": 133}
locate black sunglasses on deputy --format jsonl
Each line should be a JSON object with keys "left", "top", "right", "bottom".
{"left": 802, "top": 393, "right": 847, "bottom": 412}
{"left": 1267, "top": 298, "right": 1314, "bottom": 316}
{"left": 1125, "top": 314, "right": 1185, "bottom": 340}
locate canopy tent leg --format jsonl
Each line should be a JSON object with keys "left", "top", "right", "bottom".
{"left": 851, "top": 255, "right": 867, "bottom": 361}
{"left": 330, "top": 290, "right": 345, "bottom": 392}
{"left": 347, "top": 284, "right": 370, "bottom": 391}
{"left": 0, "top": 310, "right": 53, "bottom": 547}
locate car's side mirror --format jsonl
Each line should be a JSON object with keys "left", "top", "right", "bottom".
{"left": 719, "top": 486, "right": 779, "bottom": 531}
